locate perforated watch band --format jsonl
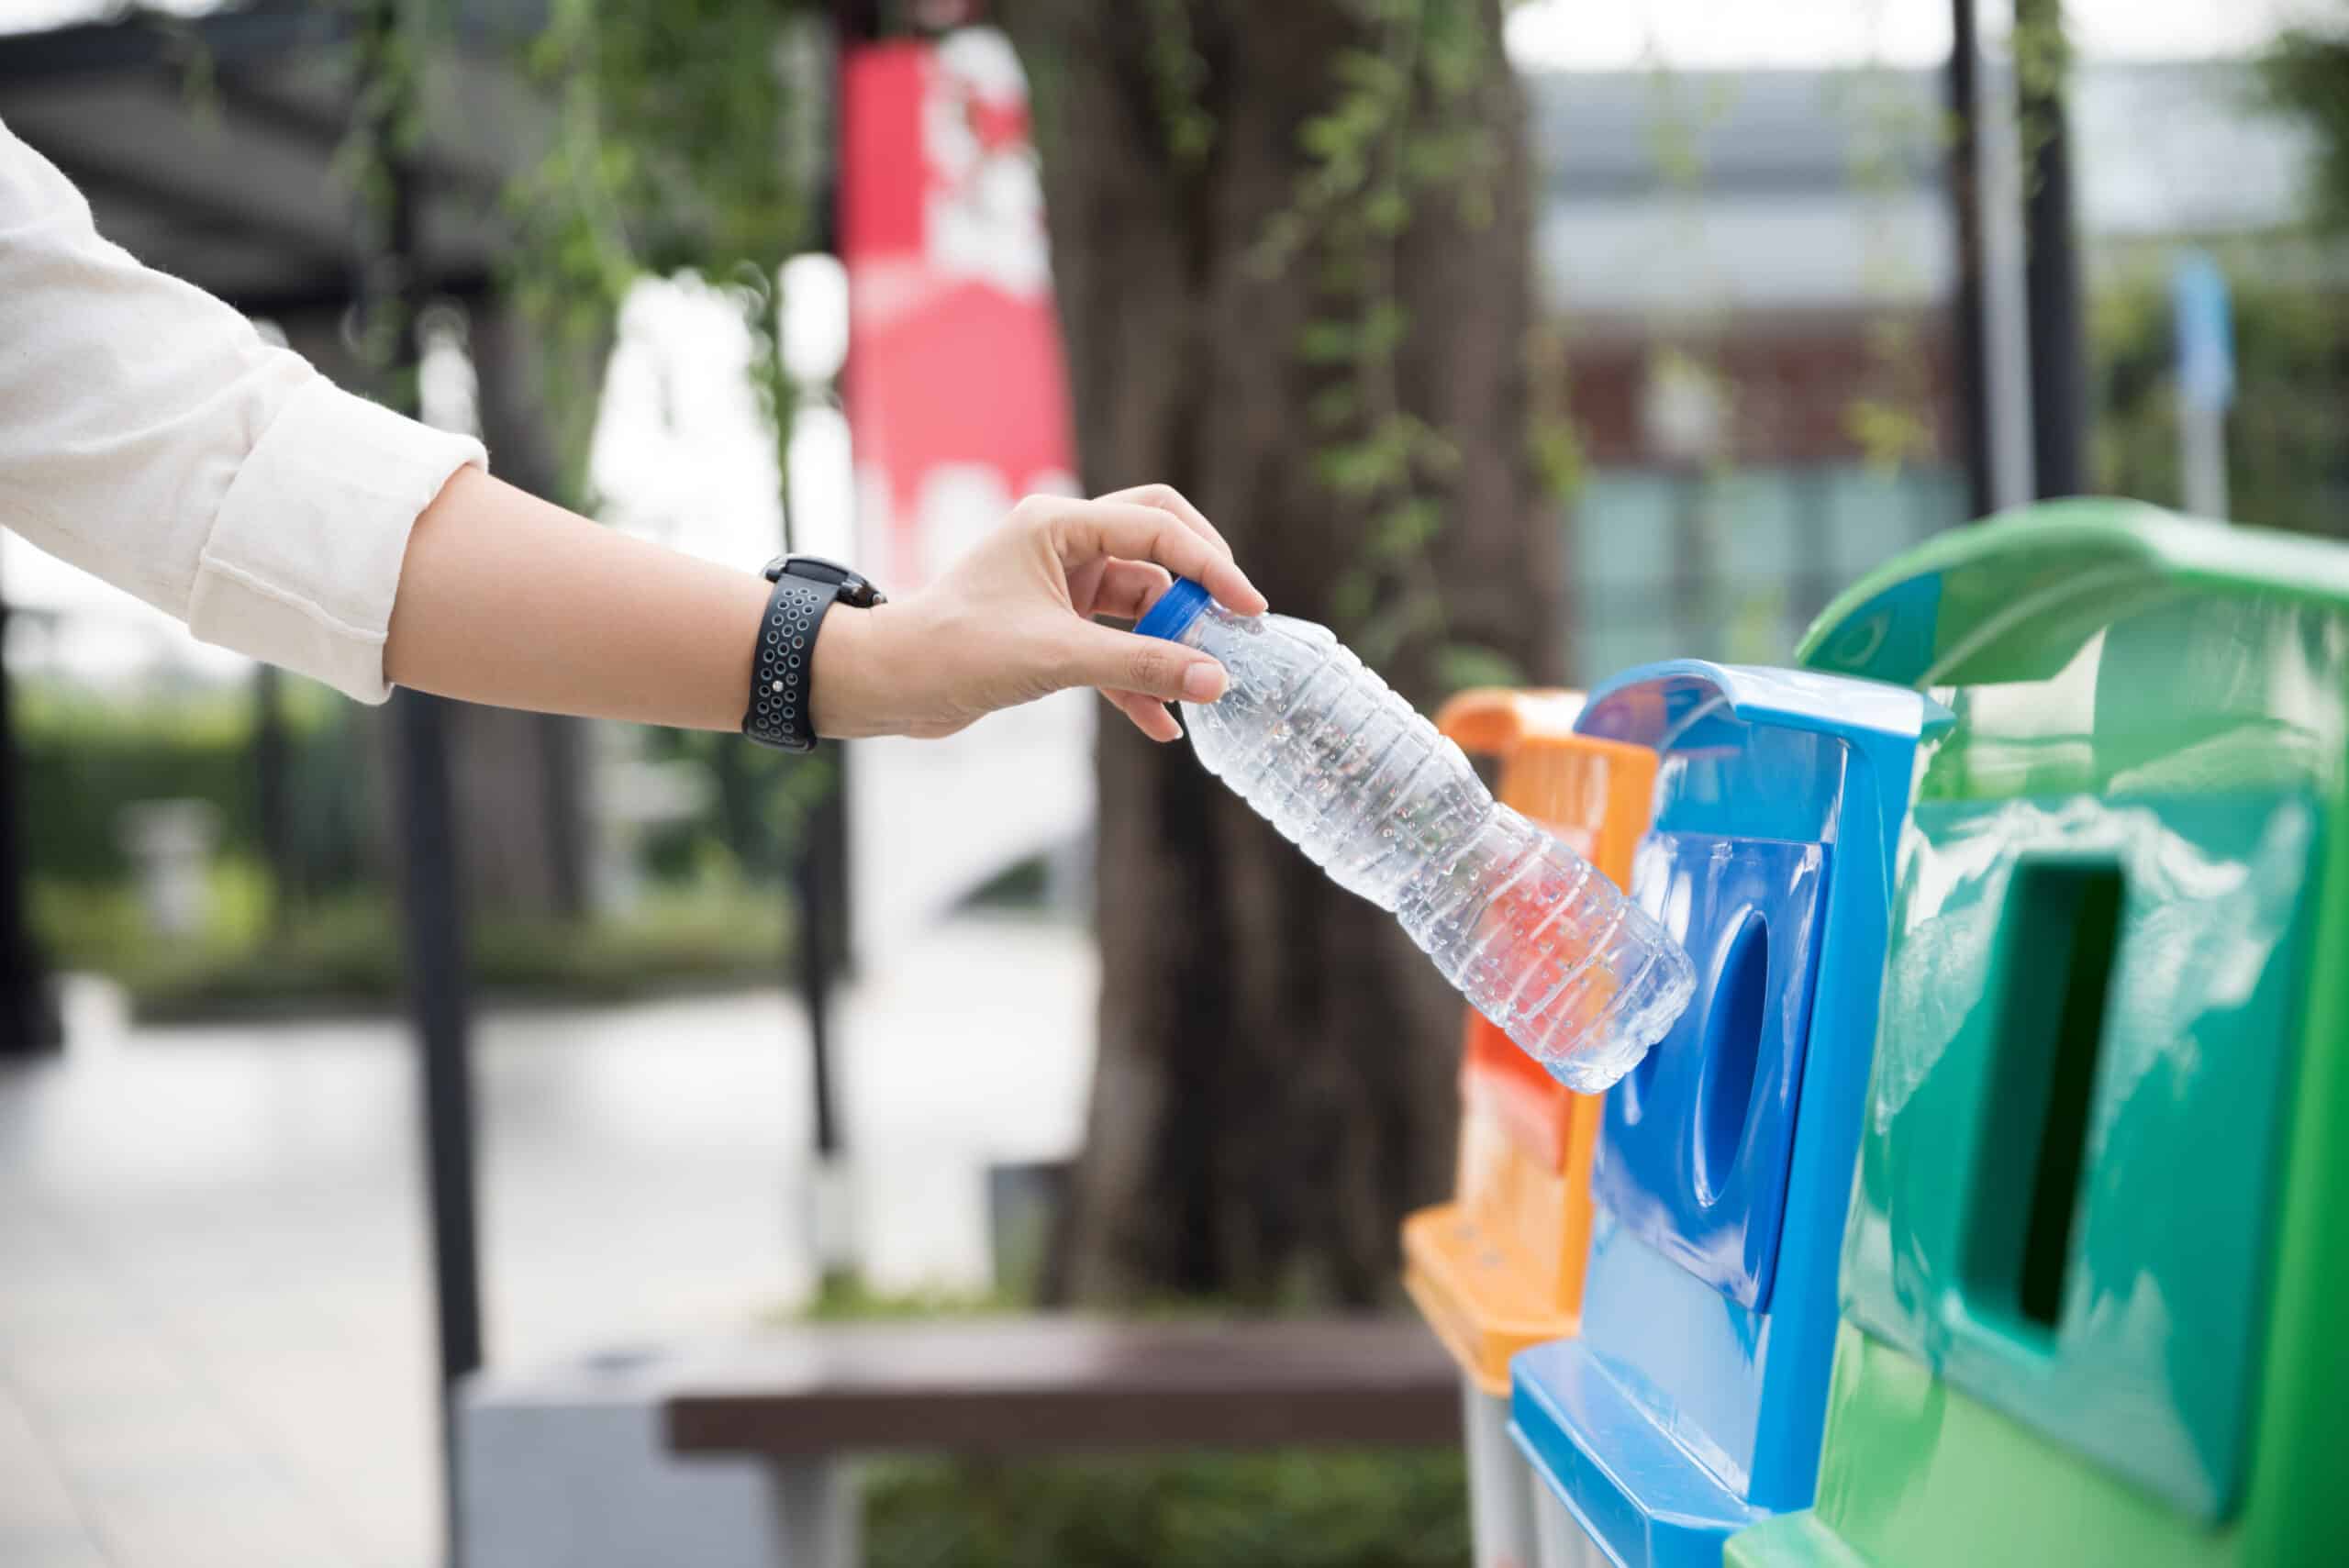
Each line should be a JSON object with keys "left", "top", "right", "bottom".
{"left": 743, "top": 573, "right": 832, "bottom": 751}
{"left": 743, "top": 556, "right": 885, "bottom": 752}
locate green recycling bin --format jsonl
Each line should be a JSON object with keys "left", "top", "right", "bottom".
{"left": 1726, "top": 501, "right": 2349, "bottom": 1568}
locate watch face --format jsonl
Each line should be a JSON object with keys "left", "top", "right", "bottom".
{"left": 784, "top": 556, "right": 853, "bottom": 586}
{"left": 780, "top": 555, "right": 886, "bottom": 606}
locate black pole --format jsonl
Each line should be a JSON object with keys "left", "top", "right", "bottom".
{"left": 358, "top": 4, "right": 483, "bottom": 1558}
{"left": 2017, "top": 0, "right": 2087, "bottom": 499}
{"left": 391, "top": 684, "right": 483, "bottom": 1504}
{"left": 0, "top": 595, "right": 59, "bottom": 1058}
{"left": 1946, "top": 0, "right": 1992, "bottom": 521}
{"left": 793, "top": 0, "right": 874, "bottom": 1248}
{"left": 797, "top": 763, "right": 843, "bottom": 1166}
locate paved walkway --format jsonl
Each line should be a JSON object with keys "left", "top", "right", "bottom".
{"left": 0, "top": 917, "right": 1097, "bottom": 1568}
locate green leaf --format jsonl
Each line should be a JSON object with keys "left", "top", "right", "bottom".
{"left": 1297, "top": 319, "right": 1360, "bottom": 364}
{"left": 1436, "top": 643, "right": 1526, "bottom": 696}
{"left": 1842, "top": 397, "right": 1933, "bottom": 473}
{"left": 1363, "top": 186, "right": 1411, "bottom": 235}
{"left": 1308, "top": 384, "right": 1361, "bottom": 430}
{"left": 1331, "top": 48, "right": 1408, "bottom": 98}
{"left": 1330, "top": 569, "right": 1377, "bottom": 628}
{"left": 1529, "top": 414, "right": 1586, "bottom": 501}
{"left": 1299, "top": 113, "right": 1354, "bottom": 161}
{"left": 1313, "top": 439, "right": 1410, "bottom": 496}
{"left": 1370, "top": 496, "right": 1443, "bottom": 558}
{"left": 1359, "top": 300, "right": 1410, "bottom": 357}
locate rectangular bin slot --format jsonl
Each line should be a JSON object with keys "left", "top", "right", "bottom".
{"left": 1968, "top": 861, "right": 2125, "bottom": 1338}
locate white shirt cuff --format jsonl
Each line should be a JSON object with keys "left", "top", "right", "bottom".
{"left": 186, "top": 376, "right": 486, "bottom": 703}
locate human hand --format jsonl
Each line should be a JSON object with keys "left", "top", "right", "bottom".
{"left": 809, "top": 484, "right": 1267, "bottom": 742}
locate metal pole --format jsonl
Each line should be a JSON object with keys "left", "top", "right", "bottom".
{"left": 2180, "top": 398, "right": 2229, "bottom": 520}
{"left": 391, "top": 684, "right": 483, "bottom": 1511}
{"left": 0, "top": 591, "right": 58, "bottom": 1057}
{"left": 791, "top": 0, "right": 874, "bottom": 1287}
{"left": 2017, "top": 0, "right": 2087, "bottom": 500}
{"left": 1977, "top": 26, "right": 2036, "bottom": 511}
{"left": 358, "top": 3, "right": 483, "bottom": 1558}
{"left": 796, "top": 751, "right": 849, "bottom": 1284}
{"left": 1946, "top": 0, "right": 1992, "bottom": 522}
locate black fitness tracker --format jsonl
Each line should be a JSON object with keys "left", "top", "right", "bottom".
{"left": 742, "top": 554, "right": 886, "bottom": 752}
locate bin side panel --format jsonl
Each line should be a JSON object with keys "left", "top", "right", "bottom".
{"left": 1728, "top": 1326, "right": 2237, "bottom": 1568}
{"left": 2243, "top": 791, "right": 2349, "bottom": 1568}
{"left": 1842, "top": 791, "right": 2321, "bottom": 1521}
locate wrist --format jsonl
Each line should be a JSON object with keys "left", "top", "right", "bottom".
{"left": 809, "top": 600, "right": 881, "bottom": 740}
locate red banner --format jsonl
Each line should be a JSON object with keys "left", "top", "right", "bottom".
{"left": 840, "top": 31, "right": 1076, "bottom": 593}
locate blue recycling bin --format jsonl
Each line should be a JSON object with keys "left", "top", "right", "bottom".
{"left": 1508, "top": 662, "right": 1949, "bottom": 1568}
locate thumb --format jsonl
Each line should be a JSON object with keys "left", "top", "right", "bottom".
{"left": 1060, "top": 623, "right": 1228, "bottom": 704}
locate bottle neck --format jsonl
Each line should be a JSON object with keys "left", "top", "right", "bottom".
{"left": 1174, "top": 603, "right": 1231, "bottom": 655}
{"left": 1133, "top": 576, "right": 1215, "bottom": 645}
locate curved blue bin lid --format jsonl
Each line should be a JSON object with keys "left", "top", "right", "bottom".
{"left": 1578, "top": 660, "right": 1949, "bottom": 753}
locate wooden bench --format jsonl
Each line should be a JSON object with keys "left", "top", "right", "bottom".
{"left": 662, "top": 1316, "right": 1462, "bottom": 1566}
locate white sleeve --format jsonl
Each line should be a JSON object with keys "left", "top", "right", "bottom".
{"left": 0, "top": 116, "right": 486, "bottom": 703}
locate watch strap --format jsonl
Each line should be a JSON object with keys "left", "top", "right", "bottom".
{"left": 743, "top": 573, "right": 833, "bottom": 751}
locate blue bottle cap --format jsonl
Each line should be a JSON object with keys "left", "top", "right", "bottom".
{"left": 1134, "top": 576, "right": 1212, "bottom": 642}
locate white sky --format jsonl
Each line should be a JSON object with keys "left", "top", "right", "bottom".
{"left": 3, "top": 0, "right": 2324, "bottom": 54}
{"left": 0, "top": 0, "right": 213, "bottom": 34}
{"left": 1504, "top": 0, "right": 2324, "bottom": 72}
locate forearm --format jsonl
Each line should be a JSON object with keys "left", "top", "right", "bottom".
{"left": 385, "top": 466, "right": 774, "bottom": 730}
{"left": 384, "top": 473, "right": 1256, "bottom": 745}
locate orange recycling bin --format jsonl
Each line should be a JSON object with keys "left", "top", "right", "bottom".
{"left": 1402, "top": 688, "right": 1660, "bottom": 1568}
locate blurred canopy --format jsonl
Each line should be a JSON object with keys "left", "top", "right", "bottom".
{"left": 2266, "top": 8, "right": 2349, "bottom": 232}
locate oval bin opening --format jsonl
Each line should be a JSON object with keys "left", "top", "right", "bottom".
{"left": 1695, "top": 913, "right": 1769, "bottom": 1204}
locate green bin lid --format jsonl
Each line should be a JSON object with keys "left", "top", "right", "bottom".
{"left": 1798, "top": 499, "right": 2349, "bottom": 690}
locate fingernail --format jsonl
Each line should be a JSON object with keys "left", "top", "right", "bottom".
{"left": 1182, "top": 663, "right": 1226, "bottom": 702}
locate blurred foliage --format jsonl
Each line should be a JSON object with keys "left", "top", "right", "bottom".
{"left": 795, "top": 1274, "right": 1024, "bottom": 1321}
{"left": 863, "top": 1450, "right": 1468, "bottom": 1568}
{"left": 17, "top": 679, "right": 370, "bottom": 891}
{"left": 2266, "top": 11, "right": 2349, "bottom": 233}
{"left": 2237, "top": 0, "right": 2349, "bottom": 521}
{"left": 640, "top": 725, "right": 836, "bottom": 884}
{"left": 502, "top": 0, "right": 818, "bottom": 497}
{"left": 35, "top": 869, "right": 789, "bottom": 1021}
{"left": 2091, "top": 257, "right": 2349, "bottom": 536}
{"left": 1830, "top": 52, "right": 1942, "bottom": 475}
{"left": 2010, "top": 0, "right": 2071, "bottom": 201}
{"left": 1244, "top": 0, "right": 1516, "bottom": 672}
{"left": 1833, "top": 54, "right": 1942, "bottom": 475}
{"left": 18, "top": 676, "right": 815, "bottom": 1016}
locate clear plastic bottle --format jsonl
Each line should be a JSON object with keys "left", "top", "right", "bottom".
{"left": 1137, "top": 578, "right": 1694, "bottom": 1089}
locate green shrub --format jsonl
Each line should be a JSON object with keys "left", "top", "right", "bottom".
{"left": 35, "top": 868, "right": 792, "bottom": 1019}
{"left": 863, "top": 1450, "right": 1469, "bottom": 1568}
{"left": 17, "top": 680, "right": 371, "bottom": 890}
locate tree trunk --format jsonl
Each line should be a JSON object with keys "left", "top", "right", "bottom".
{"left": 1001, "top": 0, "right": 1558, "bottom": 1305}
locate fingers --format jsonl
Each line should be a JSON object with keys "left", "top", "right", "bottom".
{"left": 1091, "top": 559, "right": 1173, "bottom": 622}
{"left": 1094, "top": 483, "right": 1232, "bottom": 558}
{"left": 1031, "top": 495, "right": 1268, "bottom": 616}
{"left": 1102, "top": 687, "right": 1183, "bottom": 743}
{"left": 1059, "top": 620, "right": 1228, "bottom": 706}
